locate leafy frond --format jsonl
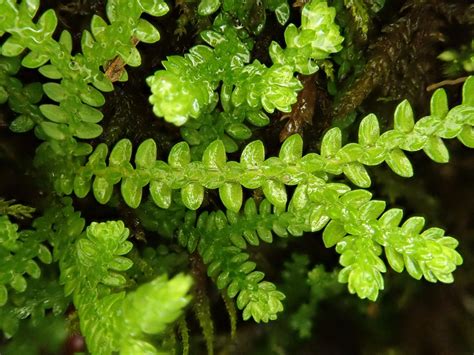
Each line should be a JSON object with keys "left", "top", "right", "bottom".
{"left": 0, "top": 198, "right": 35, "bottom": 219}
{"left": 0, "top": 56, "right": 44, "bottom": 133}
{"left": 147, "top": 0, "right": 343, "bottom": 126}
{"left": 65, "top": 77, "right": 474, "bottom": 213}
{"left": 0, "top": 0, "right": 168, "bottom": 142}
{"left": 0, "top": 216, "right": 53, "bottom": 311}
{"left": 44, "top": 199, "right": 193, "bottom": 354}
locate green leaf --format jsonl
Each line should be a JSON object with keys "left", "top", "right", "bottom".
{"left": 226, "top": 123, "right": 252, "bottom": 140}
{"left": 38, "top": 64, "right": 62, "bottom": 79}
{"left": 343, "top": 162, "right": 371, "bottom": 188}
{"left": 90, "top": 14, "right": 108, "bottom": 37}
{"left": 24, "top": 82, "right": 43, "bottom": 103}
{"left": 462, "top": 76, "right": 474, "bottom": 106}
{"left": 10, "top": 115, "right": 35, "bottom": 133}
{"left": 77, "top": 104, "right": 103, "bottom": 123}
{"left": 385, "top": 247, "right": 405, "bottom": 273}
{"left": 169, "top": 142, "right": 191, "bottom": 168}
{"left": 394, "top": 100, "right": 415, "bottom": 133}
{"left": 219, "top": 183, "right": 243, "bottom": 212}
{"left": 198, "top": 0, "right": 221, "bottom": 15}
{"left": 262, "top": 180, "right": 287, "bottom": 209}
{"left": 458, "top": 126, "right": 474, "bottom": 148}
{"left": 430, "top": 89, "right": 448, "bottom": 118}
{"left": 322, "top": 221, "right": 346, "bottom": 248}
{"left": 10, "top": 275, "right": 27, "bottom": 292}
{"left": 279, "top": 134, "right": 303, "bottom": 163}
{"left": 39, "top": 104, "right": 70, "bottom": 123}
{"left": 379, "top": 208, "right": 403, "bottom": 229}
{"left": 21, "top": 51, "right": 49, "bottom": 68}
{"left": 74, "top": 171, "right": 92, "bottom": 198}
{"left": 358, "top": 114, "right": 379, "bottom": 146}
{"left": 135, "top": 139, "right": 157, "bottom": 168}
{"left": 241, "top": 140, "right": 265, "bottom": 168}
{"left": 321, "top": 128, "right": 341, "bottom": 157}
{"left": 74, "top": 122, "right": 103, "bottom": 139}
{"left": 386, "top": 149, "right": 413, "bottom": 177}
{"left": 42, "top": 83, "right": 67, "bottom": 102}
{"left": 423, "top": 136, "right": 449, "bottom": 163}
{"left": 93, "top": 177, "right": 114, "bottom": 204}
{"left": 121, "top": 177, "right": 143, "bottom": 208}
{"left": 37, "top": 9, "right": 58, "bottom": 37}
{"left": 109, "top": 139, "right": 132, "bottom": 166}
{"left": 181, "top": 183, "right": 204, "bottom": 210}
{"left": 135, "top": 19, "right": 161, "bottom": 43}
{"left": 203, "top": 140, "right": 226, "bottom": 170}
{"left": 0, "top": 285, "right": 7, "bottom": 306}
{"left": 149, "top": 181, "right": 172, "bottom": 209}
{"left": 22, "top": 0, "right": 41, "bottom": 18}
{"left": 80, "top": 86, "right": 105, "bottom": 107}
{"left": 57, "top": 30, "right": 72, "bottom": 54}
{"left": 274, "top": 3, "right": 290, "bottom": 25}
{"left": 247, "top": 111, "right": 270, "bottom": 126}
{"left": 2, "top": 36, "right": 25, "bottom": 57}
{"left": 40, "top": 122, "right": 66, "bottom": 140}
{"left": 139, "top": 0, "right": 169, "bottom": 16}
{"left": 38, "top": 244, "right": 53, "bottom": 264}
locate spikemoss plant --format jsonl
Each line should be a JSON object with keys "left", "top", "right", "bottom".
{"left": 0, "top": 0, "right": 472, "bottom": 353}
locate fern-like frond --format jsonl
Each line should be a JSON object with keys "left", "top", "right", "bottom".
{"left": 147, "top": 0, "right": 343, "bottom": 126}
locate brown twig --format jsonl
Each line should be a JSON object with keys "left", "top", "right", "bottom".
{"left": 426, "top": 76, "right": 468, "bottom": 91}
{"left": 104, "top": 37, "right": 140, "bottom": 82}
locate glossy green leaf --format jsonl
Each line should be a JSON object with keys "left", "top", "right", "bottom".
{"left": 40, "top": 121, "right": 66, "bottom": 140}
{"left": 430, "top": 89, "right": 448, "bottom": 118}
{"left": 135, "top": 139, "right": 157, "bottom": 168}
{"left": 198, "top": 0, "right": 221, "bottom": 16}
{"left": 37, "top": 9, "right": 58, "bottom": 37}
{"left": 150, "top": 181, "right": 172, "bottom": 209}
{"left": 121, "top": 177, "right": 143, "bottom": 208}
{"left": 1, "top": 36, "right": 25, "bottom": 57}
{"left": 21, "top": 51, "right": 49, "bottom": 68}
{"left": 109, "top": 139, "right": 132, "bottom": 166}
{"left": 77, "top": 104, "right": 104, "bottom": 123}
{"left": 462, "top": 76, "right": 474, "bottom": 106}
{"left": 135, "top": 19, "right": 160, "bottom": 43}
{"left": 226, "top": 123, "right": 252, "bottom": 140}
{"left": 458, "top": 126, "right": 474, "bottom": 148}
{"left": 219, "top": 182, "right": 243, "bottom": 212}
{"left": 321, "top": 128, "right": 341, "bottom": 157}
{"left": 343, "top": 162, "right": 371, "bottom": 188}
{"left": 181, "top": 183, "right": 204, "bottom": 210}
{"left": 322, "top": 221, "right": 346, "bottom": 248}
{"left": 10, "top": 274, "right": 27, "bottom": 292}
{"left": 39, "top": 104, "right": 69, "bottom": 123}
{"left": 274, "top": 3, "right": 290, "bottom": 25}
{"left": 168, "top": 142, "right": 191, "bottom": 168}
{"left": 74, "top": 122, "right": 103, "bottom": 139}
{"left": 358, "top": 114, "right": 379, "bottom": 146}
{"left": 203, "top": 140, "right": 226, "bottom": 170}
{"left": 386, "top": 148, "right": 413, "bottom": 177}
{"left": 139, "top": 0, "right": 169, "bottom": 16}
{"left": 394, "top": 100, "right": 415, "bottom": 133}
{"left": 262, "top": 180, "right": 287, "bottom": 209}
{"left": 423, "top": 136, "right": 449, "bottom": 163}
{"left": 10, "top": 115, "right": 35, "bottom": 133}
{"left": 241, "top": 140, "right": 265, "bottom": 168}
{"left": 42, "top": 83, "right": 67, "bottom": 102}
{"left": 279, "top": 134, "right": 303, "bottom": 163}
{"left": 38, "top": 64, "right": 62, "bottom": 79}
{"left": 93, "top": 176, "right": 114, "bottom": 204}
